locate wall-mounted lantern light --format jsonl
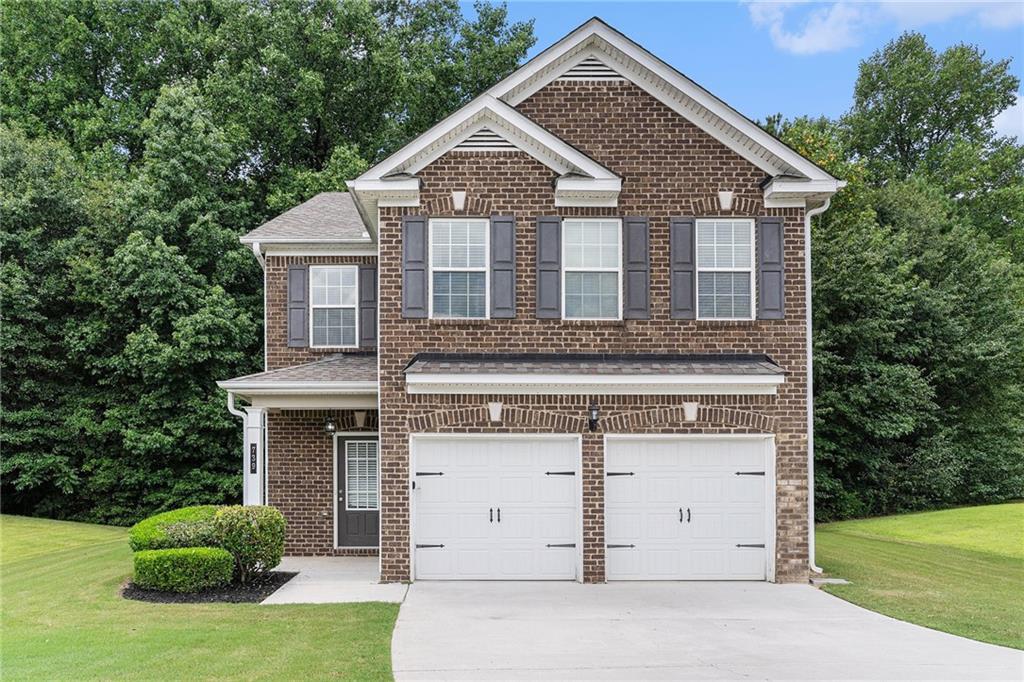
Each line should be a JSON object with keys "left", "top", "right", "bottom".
{"left": 354, "top": 410, "right": 368, "bottom": 428}
{"left": 324, "top": 416, "right": 337, "bottom": 434}
{"left": 588, "top": 404, "right": 600, "bottom": 432}
{"left": 488, "top": 401, "right": 503, "bottom": 422}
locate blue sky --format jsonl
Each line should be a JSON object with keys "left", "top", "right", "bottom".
{"left": 468, "top": 1, "right": 1024, "bottom": 138}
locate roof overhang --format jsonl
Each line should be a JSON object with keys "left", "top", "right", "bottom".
{"left": 218, "top": 379, "right": 378, "bottom": 410}
{"left": 350, "top": 94, "right": 621, "bottom": 233}
{"left": 405, "top": 373, "right": 784, "bottom": 396}
{"left": 763, "top": 177, "right": 847, "bottom": 209}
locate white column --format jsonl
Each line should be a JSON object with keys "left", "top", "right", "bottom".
{"left": 242, "top": 407, "right": 266, "bottom": 505}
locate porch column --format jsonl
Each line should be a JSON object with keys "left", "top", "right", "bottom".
{"left": 242, "top": 406, "right": 266, "bottom": 505}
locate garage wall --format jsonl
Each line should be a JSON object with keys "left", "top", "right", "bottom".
{"left": 376, "top": 81, "right": 810, "bottom": 584}
{"left": 266, "top": 409, "right": 380, "bottom": 556}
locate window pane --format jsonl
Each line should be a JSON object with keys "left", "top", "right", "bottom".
{"left": 698, "top": 272, "right": 752, "bottom": 319}
{"left": 564, "top": 220, "right": 620, "bottom": 269}
{"left": 564, "top": 271, "right": 618, "bottom": 319}
{"left": 431, "top": 219, "right": 487, "bottom": 268}
{"left": 311, "top": 304, "right": 356, "bottom": 346}
{"left": 345, "top": 441, "right": 378, "bottom": 510}
{"left": 697, "top": 219, "right": 754, "bottom": 269}
{"left": 432, "top": 271, "right": 486, "bottom": 318}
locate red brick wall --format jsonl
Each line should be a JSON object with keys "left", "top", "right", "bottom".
{"left": 266, "top": 409, "right": 379, "bottom": 556}
{"left": 376, "top": 81, "right": 810, "bottom": 583}
{"left": 264, "top": 255, "right": 377, "bottom": 370}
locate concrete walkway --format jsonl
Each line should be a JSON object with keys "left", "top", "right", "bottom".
{"left": 261, "top": 556, "right": 406, "bottom": 604}
{"left": 393, "top": 581, "right": 1023, "bottom": 680}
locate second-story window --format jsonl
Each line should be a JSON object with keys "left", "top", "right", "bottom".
{"left": 430, "top": 218, "right": 489, "bottom": 318}
{"left": 562, "top": 218, "right": 621, "bottom": 319}
{"left": 310, "top": 265, "right": 358, "bottom": 347}
{"left": 696, "top": 218, "right": 755, "bottom": 320}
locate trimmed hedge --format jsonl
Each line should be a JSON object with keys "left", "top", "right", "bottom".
{"left": 128, "top": 505, "right": 220, "bottom": 551}
{"left": 133, "top": 547, "right": 234, "bottom": 592}
{"left": 214, "top": 506, "right": 286, "bottom": 584}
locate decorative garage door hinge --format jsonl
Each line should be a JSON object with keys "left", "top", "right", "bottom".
{"left": 606, "top": 472, "right": 635, "bottom": 476}
{"left": 545, "top": 543, "right": 576, "bottom": 548}
{"left": 735, "top": 544, "right": 765, "bottom": 548}
{"left": 735, "top": 471, "right": 765, "bottom": 476}
{"left": 606, "top": 544, "right": 636, "bottom": 548}
{"left": 416, "top": 471, "right": 445, "bottom": 476}
{"left": 415, "top": 544, "right": 445, "bottom": 549}
{"left": 545, "top": 471, "right": 576, "bottom": 476}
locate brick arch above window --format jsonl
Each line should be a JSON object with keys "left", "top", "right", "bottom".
{"left": 407, "top": 406, "right": 587, "bottom": 433}
{"left": 421, "top": 195, "right": 494, "bottom": 217}
{"left": 602, "top": 406, "right": 775, "bottom": 433}
{"left": 687, "top": 193, "right": 762, "bottom": 216}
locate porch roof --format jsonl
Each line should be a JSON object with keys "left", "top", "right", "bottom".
{"left": 218, "top": 353, "right": 378, "bottom": 401}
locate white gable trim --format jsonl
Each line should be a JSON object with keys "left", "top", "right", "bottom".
{"left": 355, "top": 94, "right": 618, "bottom": 183}
{"left": 487, "top": 19, "right": 838, "bottom": 184}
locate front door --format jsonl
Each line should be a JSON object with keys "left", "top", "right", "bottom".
{"left": 336, "top": 436, "right": 379, "bottom": 547}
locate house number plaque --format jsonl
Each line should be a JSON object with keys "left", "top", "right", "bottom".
{"left": 249, "top": 444, "right": 257, "bottom": 474}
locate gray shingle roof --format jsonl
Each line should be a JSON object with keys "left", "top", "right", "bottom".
{"left": 404, "top": 353, "right": 784, "bottom": 376}
{"left": 222, "top": 353, "right": 377, "bottom": 384}
{"left": 240, "top": 192, "right": 370, "bottom": 244}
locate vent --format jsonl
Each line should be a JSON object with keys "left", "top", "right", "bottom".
{"left": 453, "top": 127, "right": 516, "bottom": 151}
{"left": 560, "top": 57, "right": 622, "bottom": 81}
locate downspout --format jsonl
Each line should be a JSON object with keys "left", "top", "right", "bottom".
{"left": 226, "top": 391, "right": 245, "bottom": 420}
{"left": 250, "top": 241, "right": 266, "bottom": 270}
{"left": 805, "top": 197, "right": 831, "bottom": 574}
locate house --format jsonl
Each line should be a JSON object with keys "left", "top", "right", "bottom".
{"left": 218, "top": 18, "right": 843, "bottom": 584}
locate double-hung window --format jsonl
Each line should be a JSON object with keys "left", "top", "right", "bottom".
{"left": 310, "top": 265, "right": 358, "bottom": 347}
{"left": 430, "top": 218, "right": 489, "bottom": 318}
{"left": 562, "top": 218, "right": 621, "bottom": 319}
{"left": 696, "top": 218, "right": 755, "bottom": 320}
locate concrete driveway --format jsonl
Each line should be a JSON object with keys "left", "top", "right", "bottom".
{"left": 393, "top": 582, "right": 1023, "bottom": 680}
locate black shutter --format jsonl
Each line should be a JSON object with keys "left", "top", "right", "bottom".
{"left": 669, "top": 217, "right": 696, "bottom": 319}
{"left": 358, "top": 265, "right": 378, "bottom": 347}
{"left": 535, "top": 216, "right": 561, "bottom": 318}
{"left": 622, "top": 216, "right": 650, "bottom": 319}
{"left": 490, "top": 215, "right": 516, "bottom": 318}
{"left": 287, "top": 264, "right": 309, "bottom": 347}
{"left": 757, "top": 216, "right": 785, "bottom": 319}
{"left": 402, "top": 215, "right": 428, "bottom": 318}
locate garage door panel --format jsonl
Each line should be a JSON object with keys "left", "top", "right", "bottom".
{"left": 606, "top": 437, "right": 769, "bottom": 581}
{"left": 413, "top": 437, "right": 579, "bottom": 580}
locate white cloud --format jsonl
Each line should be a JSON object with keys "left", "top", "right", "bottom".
{"left": 994, "top": 93, "right": 1023, "bottom": 140}
{"left": 746, "top": 1, "right": 1024, "bottom": 55}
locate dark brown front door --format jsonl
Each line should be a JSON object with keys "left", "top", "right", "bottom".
{"left": 337, "top": 436, "right": 379, "bottom": 547}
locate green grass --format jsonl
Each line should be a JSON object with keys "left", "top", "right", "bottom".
{"left": 817, "top": 502, "right": 1024, "bottom": 650}
{"left": 0, "top": 515, "right": 399, "bottom": 680}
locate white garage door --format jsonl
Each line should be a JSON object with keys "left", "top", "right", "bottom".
{"left": 605, "top": 436, "right": 772, "bottom": 581}
{"left": 412, "top": 436, "right": 580, "bottom": 580}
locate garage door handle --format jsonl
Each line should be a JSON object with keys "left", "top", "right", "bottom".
{"left": 607, "top": 544, "right": 636, "bottom": 549}
{"left": 497, "top": 508, "right": 501, "bottom": 523}
{"left": 680, "top": 507, "right": 690, "bottom": 523}
{"left": 489, "top": 508, "right": 493, "bottom": 523}
{"left": 736, "top": 544, "right": 765, "bottom": 548}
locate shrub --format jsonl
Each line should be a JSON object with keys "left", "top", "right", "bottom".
{"left": 128, "top": 505, "right": 220, "bottom": 551}
{"left": 214, "top": 506, "right": 286, "bottom": 584}
{"left": 133, "top": 547, "right": 234, "bottom": 592}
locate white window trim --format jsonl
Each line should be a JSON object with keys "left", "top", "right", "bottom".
{"left": 695, "top": 217, "right": 757, "bottom": 321}
{"left": 427, "top": 217, "right": 491, "bottom": 320}
{"left": 561, "top": 218, "right": 623, "bottom": 321}
{"left": 309, "top": 265, "right": 360, "bottom": 348}
{"left": 344, "top": 439, "right": 380, "bottom": 512}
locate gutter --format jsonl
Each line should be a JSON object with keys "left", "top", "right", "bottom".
{"left": 804, "top": 196, "right": 832, "bottom": 574}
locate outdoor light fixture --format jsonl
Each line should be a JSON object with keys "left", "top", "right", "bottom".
{"left": 718, "top": 190, "right": 734, "bottom": 211}
{"left": 452, "top": 190, "right": 467, "bottom": 211}
{"left": 683, "top": 402, "right": 700, "bottom": 422}
{"left": 354, "top": 410, "right": 368, "bottom": 428}
{"left": 323, "top": 416, "right": 337, "bottom": 434}
{"left": 487, "top": 401, "right": 503, "bottom": 422}
{"left": 587, "top": 404, "right": 600, "bottom": 432}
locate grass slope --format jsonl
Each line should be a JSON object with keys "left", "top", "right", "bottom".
{"left": 0, "top": 515, "right": 398, "bottom": 680}
{"left": 817, "top": 502, "right": 1024, "bottom": 650}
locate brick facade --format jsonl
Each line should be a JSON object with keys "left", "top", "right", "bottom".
{"left": 266, "top": 409, "right": 379, "bottom": 557}
{"left": 264, "top": 254, "right": 377, "bottom": 371}
{"left": 375, "top": 81, "right": 810, "bottom": 583}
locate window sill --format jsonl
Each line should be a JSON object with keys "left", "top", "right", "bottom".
{"left": 694, "top": 319, "right": 764, "bottom": 327}
{"left": 428, "top": 318, "right": 494, "bottom": 326}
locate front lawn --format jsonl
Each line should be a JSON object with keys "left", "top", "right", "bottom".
{"left": 0, "top": 515, "right": 398, "bottom": 680}
{"left": 817, "top": 502, "right": 1024, "bottom": 650}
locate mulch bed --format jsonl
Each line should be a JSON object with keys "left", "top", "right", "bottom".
{"left": 122, "top": 571, "right": 297, "bottom": 604}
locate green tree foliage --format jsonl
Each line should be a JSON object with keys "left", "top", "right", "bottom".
{"left": 1, "top": 0, "right": 534, "bottom": 523}
{"left": 768, "top": 32, "right": 1024, "bottom": 520}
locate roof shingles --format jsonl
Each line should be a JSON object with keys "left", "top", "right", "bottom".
{"left": 240, "top": 192, "right": 370, "bottom": 244}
